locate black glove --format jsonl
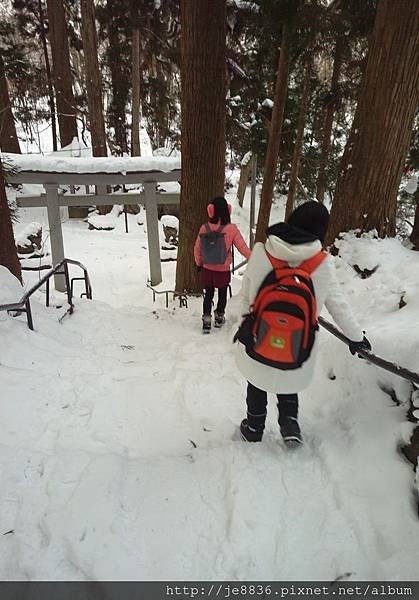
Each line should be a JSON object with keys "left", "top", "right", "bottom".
{"left": 233, "top": 314, "right": 255, "bottom": 348}
{"left": 349, "top": 335, "right": 372, "bottom": 357}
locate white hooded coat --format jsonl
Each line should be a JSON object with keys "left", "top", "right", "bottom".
{"left": 234, "top": 235, "right": 364, "bottom": 394}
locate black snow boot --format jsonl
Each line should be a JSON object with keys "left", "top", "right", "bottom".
{"left": 240, "top": 419, "right": 264, "bottom": 442}
{"left": 279, "top": 417, "right": 303, "bottom": 447}
{"left": 214, "top": 311, "right": 226, "bottom": 328}
{"left": 202, "top": 314, "right": 211, "bottom": 334}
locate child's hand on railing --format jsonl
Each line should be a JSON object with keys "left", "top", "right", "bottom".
{"left": 348, "top": 334, "right": 372, "bottom": 357}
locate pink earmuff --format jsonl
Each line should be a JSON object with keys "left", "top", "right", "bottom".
{"left": 207, "top": 203, "right": 232, "bottom": 218}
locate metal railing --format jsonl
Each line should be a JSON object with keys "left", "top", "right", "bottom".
{"left": 0, "top": 259, "right": 92, "bottom": 331}
{"left": 318, "top": 316, "right": 419, "bottom": 385}
{"left": 146, "top": 283, "right": 188, "bottom": 308}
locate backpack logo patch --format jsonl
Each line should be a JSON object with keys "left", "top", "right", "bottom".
{"left": 270, "top": 336, "right": 285, "bottom": 349}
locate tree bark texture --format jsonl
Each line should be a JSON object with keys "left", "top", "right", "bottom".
{"left": 38, "top": 0, "right": 57, "bottom": 152}
{"left": 80, "top": 0, "right": 107, "bottom": 157}
{"left": 255, "top": 23, "right": 290, "bottom": 243}
{"left": 285, "top": 60, "right": 311, "bottom": 220}
{"left": 327, "top": 0, "right": 419, "bottom": 244}
{"left": 0, "top": 53, "right": 21, "bottom": 154}
{"left": 47, "top": 0, "right": 78, "bottom": 148}
{"left": 131, "top": 12, "right": 141, "bottom": 157}
{"left": 0, "top": 163, "right": 22, "bottom": 283}
{"left": 175, "top": 0, "right": 226, "bottom": 294}
{"left": 106, "top": 0, "right": 129, "bottom": 156}
{"left": 108, "top": 34, "right": 129, "bottom": 155}
{"left": 316, "top": 35, "right": 344, "bottom": 204}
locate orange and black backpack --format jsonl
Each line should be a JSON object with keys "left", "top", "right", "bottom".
{"left": 237, "top": 250, "right": 326, "bottom": 370}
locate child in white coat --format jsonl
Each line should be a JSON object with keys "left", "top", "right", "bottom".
{"left": 234, "top": 201, "right": 371, "bottom": 445}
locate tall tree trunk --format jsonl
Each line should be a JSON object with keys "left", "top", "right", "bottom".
{"left": 47, "top": 0, "right": 81, "bottom": 218}
{"left": 285, "top": 60, "right": 311, "bottom": 220}
{"left": 410, "top": 187, "right": 419, "bottom": 250}
{"left": 327, "top": 0, "right": 419, "bottom": 244}
{"left": 38, "top": 0, "right": 57, "bottom": 152}
{"left": 107, "top": 0, "right": 128, "bottom": 156}
{"left": 316, "top": 35, "right": 344, "bottom": 203}
{"left": 0, "top": 54, "right": 21, "bottom": 154}
{"left": 80, "top": 0, "right": 107, "bottom": 158}
{"left": 255, "top": 23, "right": 290, "bottom": 243}
{"left": 47, "top": 0, "right": 78, "bottom": 148}
{"left": 0, "top": 163, "right": 22, "bottom": 283}
{"left": 175, "top": 0, "right": 226, "bottom": 294}
{"left": 80, "top": 0, "right": 110, "bottom": 214}
{"left": 131, "top": 1, "right": 141, "bottom": 157}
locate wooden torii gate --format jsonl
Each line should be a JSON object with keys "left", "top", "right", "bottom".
{"left": 6, "top": 156, "right": 181, "bottom": 291}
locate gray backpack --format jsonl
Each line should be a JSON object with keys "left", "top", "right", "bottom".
{"left": 199, "top": 224, "right": 227, "bottom": 265}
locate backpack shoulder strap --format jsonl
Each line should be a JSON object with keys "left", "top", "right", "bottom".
{"left": 266, "top": 251, "right": 288, "bottom": 270}
{"left": 299, "top": 250, "right": 327, "bottom": 274}
{"left": 204, "top": 223, "right": 225, "bottom": 233}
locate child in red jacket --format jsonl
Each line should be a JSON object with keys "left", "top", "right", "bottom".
{"left": 194, "top": 197, "right": 251, "bottom": 333}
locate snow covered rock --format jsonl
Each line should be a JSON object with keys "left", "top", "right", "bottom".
{"left": 161, "top": 215, "right": 179, "bottom": 245}
{"left": 16, "top": 222, "right": 43, "bottom": 256}
{"left": 88, "top": 206, "right": 123, "bottom": 231}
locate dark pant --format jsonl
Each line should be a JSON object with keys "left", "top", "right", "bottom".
{"left": 203, "top": 286, "right": 228, "bottom": 316}
{"left": 246, "top": 382, "right": 298, "bottom": 432}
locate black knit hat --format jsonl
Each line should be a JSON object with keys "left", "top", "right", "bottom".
{"left": 287, "top": 201, "right": 330, "bottom": 243}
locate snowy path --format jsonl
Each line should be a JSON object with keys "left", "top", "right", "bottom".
{"left": 2, "top": 201, "right": 419, "bottom": 580}
{"left": 1, "top": 292, "right": 418, "bottom": 580}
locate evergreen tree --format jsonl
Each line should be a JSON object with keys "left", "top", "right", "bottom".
{"left": 12, "top": 0, "right": 58, "bottom": 150}
{"left": 0, "top": 51, "right": 21, "bottom": 153}
{"left": 80, "top": 0, "right": 107, "bottom": 158}
{"left": 46, "top": 0, "right": 78, "bottom": 147}
{"left": 255, "top": 19, "right": 291, "bottom": 242}
{"left": 131, "top": 0, "right": 141, "bottom": 156}
{"left": 285, "top": 57, "right": 312, "bottom": 218}
{"left": 327, "top": 0, "right": 419, "bottom": 242}
{"left": 96, "top": 0, "right": 180, "bottom": 154}
{"left": 97, "top": 0, "right": 131, "bottom": 155}
{"left": 175, "top": 0, "right": 226, "bottom": 294}
{"left": 0, "top": 161, "right": 22, "bottom": 283}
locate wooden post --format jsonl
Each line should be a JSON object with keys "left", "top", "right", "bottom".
{"left": 249, "top": 154, "right": 257, "bottom": 249}
{"left": 144, "top": 182, "right": 162, "bottom": 286}
{"left": 44, "top": 184, "right": 66, "bottom": 292}
{"left": 237, "top": 154, "right": 252, "bottom": 207}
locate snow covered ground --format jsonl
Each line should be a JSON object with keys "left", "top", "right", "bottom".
{"left": 1, "top": 182, "right": 419, "bottom": 580}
